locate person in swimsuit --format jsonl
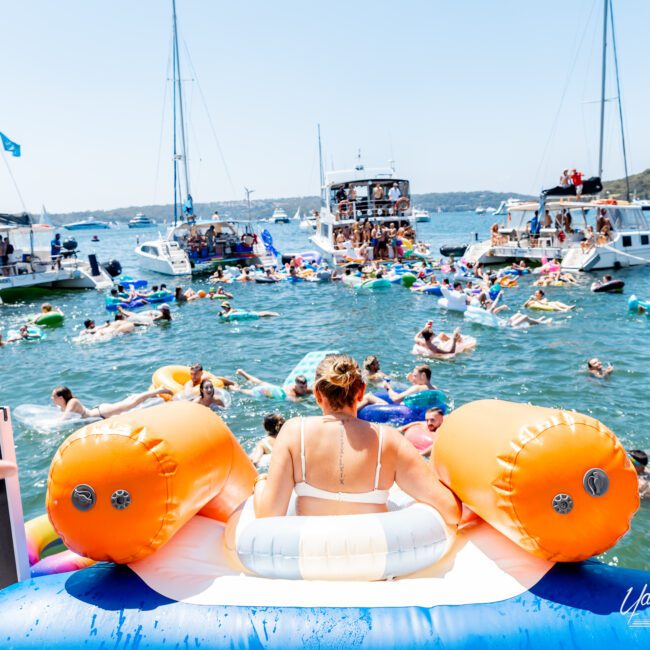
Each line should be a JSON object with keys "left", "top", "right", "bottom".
{"left": 51, "top": 385, "right": 172, "bottom": 420}
{"left": 587, "top": 358, "right": 613, "bottom": 378}
{"left": 362, "top": 355, "right": 387, "bottom": 385}
{"left": 627, "top": 450, "right": 650, "bottom": 499}
{"left": 253, "top": 354, "right": 461, "bottom": 525}
{"left": 182, "top": 363, "right": 235, "bottom": 399}
{"left": 384, "top": 364, "right": 437, "bottom": 403}
{"left": 235, "top": 368, "right": 312, "bottom": 401}
{"left": 194, "top": 379, "right": 226, "bottom": 411}
{"left": 250, "top": 413, "right": 286, "bottom": 468}
{"left": 220, "top": 302, "right": 279, "bottom": 319}
{"left": 413, "top": 323, "right": 462, "bottom": 358}
{"left": 524, "top": 289, "right": 575, "bottom": 312}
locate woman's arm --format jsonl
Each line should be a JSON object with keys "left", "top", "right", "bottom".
{"left": 254, "top": 423, "right": 296, "bottom": 517}
{"left": 393, "top": 431, "right": 461, "bottom": 527}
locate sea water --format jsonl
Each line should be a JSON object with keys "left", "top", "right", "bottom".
{"left": 1, "top": 212, "right": 649, "bottom": 569}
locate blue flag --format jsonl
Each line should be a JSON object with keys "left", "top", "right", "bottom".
{"left": 0, "top": 132, "right": 21, "bottom": 157}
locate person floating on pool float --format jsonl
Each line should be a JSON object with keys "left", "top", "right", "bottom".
{"left": 117, "top": 304, "right": 172, "bottom": 323}
{"left": 627, "top": 450, "right": 650, "bottom": 499}
{"left": 50, "top": 385, "right": 172, "bottom": 421}
{"left": 181, "top": 363, "right": 235, "bottom": 400}
{"left": 6, "top": 325, "right": 40, "bottom": 342}
{"left": 219, "top": 302, "right": 279, "bottom": 319}
{"left": 524, "top": 289, "right": 575, "bottom": 312}
{"left": 235, "top": 368, "right": 311, "bottom": 401}
{"left": 413, "top": 323, "right": 463, "bottom": 359}
{"left": 402, "top": 406, "right": 445, "bottom": 458}
{"left": 250, "top": 412, "right": 286, "bottom": 469}
{"left": 587, "top": 358, "right": 614, "bottom": 379}
{"left": 193, "top": 379, "right": 226, "bottom": 412}
{"left": 27, "top": 303, "right": 63, "bottom": 325}
{"left": 253, "top": 353, "right": 461, "bottom": 525}
{"left": 383, "top": 363, "right": 437, "bottom": 404}
{"left": 211, "top": 286, "right": 233, "bottom": 299}
{"left": 175, "top": 285, "right": 198, "bottom": 302}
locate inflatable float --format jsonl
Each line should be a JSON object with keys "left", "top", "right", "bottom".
{"left": 31, "top": 311, "right": 64, "bottom": 327}
{"left": 358, "top": 388, "right": 449, "bottom": 426}
{"left": 437, "top": 287, "right": 468, "bottom": 312}
{"left": 6, "top": 325, "right": 44, "bottom": 342}
{"left": 151, "top": 365, "right": 225, "bottom": 399}
{"left": 628, "top": 295, "right": 650, "bottom": 315}
{"left": 357, "top": 278, "right": 392, "bottom": 290}
{"left": 592, "top": 279, "right": 625, "bottom": 293}
{"left": 1, "top": 400, "right": 648, "bottom": 648}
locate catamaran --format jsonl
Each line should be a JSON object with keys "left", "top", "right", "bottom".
{"left": 134, "top": 0, "right": 274, "bottom": 276}
{"left": 465, "top": 0, "right": 649, "bottom": 272}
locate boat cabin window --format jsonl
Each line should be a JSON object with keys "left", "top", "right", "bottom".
{"left": 328, "top": 180, "right": 410, "bottom": 220}
{"left": 622, "top": 235, "right": 632, "bottom": 247}
{"left": 141, "top": 245, "right": 159, "bottom": 256}
{"left": 641, "top": 234, "right": 649, "bottom": 246}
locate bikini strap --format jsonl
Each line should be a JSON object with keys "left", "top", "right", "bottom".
{"left": 373, "top": 425, "right": 384, "bottom": 489}
{"left": 300, "top": 417, "right": 306, "bottom": 482}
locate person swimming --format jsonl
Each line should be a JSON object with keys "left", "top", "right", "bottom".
{"left": 250, "top": 412, "right": 286, "bottom": 469}
{"left": 51, "top": 385, "right": 172, "bottom": 420}
{"left": 220, "top": 302, "right": 279, "bottom": 319}
{"left": 194, "top": 379, "right": 226, "bottom": 411}
{"left": 362, "top": 355, "right": 387, "bottom": 385}
{"left": 587, "top": 358, "right": 613, "bottom": 378}
{"left": 252, "top": 354, "right": 461, "bottom": 525}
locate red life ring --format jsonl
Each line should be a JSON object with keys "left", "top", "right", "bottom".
{"left": 338, "top": 200, "right": 351, "bottom": 216}
{"left": 395, "top": 197, "right": 410, "bottom": 212}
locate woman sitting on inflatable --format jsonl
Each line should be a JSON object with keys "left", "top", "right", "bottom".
{"left": 253, "top": 354, "right": 461, "bottom": 524}
{"left": 524, "top": 289, "right": 575, "bottom": 312}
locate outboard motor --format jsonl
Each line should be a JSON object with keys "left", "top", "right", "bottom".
{"left": 88, "top": 254, "right": 101, "bottom": 277}
{"left": 62, "top": 238, "right": 78, "bottom": 252}
{"left": 103, "top": 259, "right": 122, "bottom": 278}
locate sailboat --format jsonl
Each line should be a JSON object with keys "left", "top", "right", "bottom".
{"left": 135, "top": 0, "right": 275, "bottom": 276}
{"left": 465, "top": 0, "right": 650, "bottom": 271}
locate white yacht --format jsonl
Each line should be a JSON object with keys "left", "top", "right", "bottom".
{"left": 128, "top": 214, "right": 156, "bottom": 229}
{"left": 464, "top": 199, "right": 650, "bottom": 271}
{"left": 136, "top": 218, "right": 275, "bottom": 276}
{"left": 412, "top": 208, "right": 431, "bottom": 222}
{"left": 309, "top": 165, "right": 420, "bottom": 262}
{"left": 299, "top": 210, "right": 318, "bottom": 231}
{"left": 494, "top": 198, "right": 525, "bottom": 216}
{"left": 64, "top": 217, "right": 110, "bottom": 231}
{"left": 0, "top": 215, "right": 113, "bottom": 296}
{"left": 271, "top": 208, "right": 290, "bottom": 223}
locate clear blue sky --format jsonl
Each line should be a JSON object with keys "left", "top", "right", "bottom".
{"left": 1, "top": 0, "right": 649, "bottom": 213}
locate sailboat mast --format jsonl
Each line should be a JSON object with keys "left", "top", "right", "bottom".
{"left": 597, "top": 0, "right": 609, "bottom": 179}
{"left": 172, "top": 0, "right": 179, "bottom": 226}
{"left": 174, "top": 13, "right": 191, "bottom": 207}
{"left": 317, "top": 124, "right": 325, "bottom": 203}
{"left": 609, "top": 1, "right": 631, "bottom": 201}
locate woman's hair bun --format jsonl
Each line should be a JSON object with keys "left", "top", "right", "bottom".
{"left": 314, "top": 354, "right": 364, "bottom": 409}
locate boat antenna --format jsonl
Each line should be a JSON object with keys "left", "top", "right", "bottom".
{"left": 317, "top": 124, "right": 325, "bottom": 204}
{"left": 597, "top": 0, "right": 608, "bottom": 180}
{"left": 609, "top": 0, "right": 630, "bottom": 201}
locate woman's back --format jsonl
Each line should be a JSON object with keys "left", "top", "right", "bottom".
{"left": 289, "top": 415, "right": 397, "bottom": 516}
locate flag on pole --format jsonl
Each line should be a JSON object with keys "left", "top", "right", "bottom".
{"left": 0, "top": 133, "right": 21, "bottom": 157}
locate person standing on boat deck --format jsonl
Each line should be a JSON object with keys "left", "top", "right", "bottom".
{"left": 0, "top": 236, "right": 7, "bottom": 276}
{"left": 559, "top": 169, "right": 571, "bottom": 189}
{"left": 570, "top": 168, "right": 583, "bottom": 197}
{"left": 388, "top": 182, "right": 401, "bottom": 212}
{"left": 206, "top": 225, "right": 215, "bottom": 256}
{"left": 347, "top": 186, "right": 358, "bottom": 216}
{"left": 50, "top": 233, "right": 62, "bottom": 269}
{"left": 253, "top": 354, "right": 461, "bottom": 525}
{"left": 373, "top": 183, "right": 385, "bottom": 215}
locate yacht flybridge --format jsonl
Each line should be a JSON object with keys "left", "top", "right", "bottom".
{"left": 309, "top": 165, "right": 419, "bottom": 262}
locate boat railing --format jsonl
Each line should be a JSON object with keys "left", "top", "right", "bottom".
{"left": 328, "top": 200, "right": 412, "bottom": 222}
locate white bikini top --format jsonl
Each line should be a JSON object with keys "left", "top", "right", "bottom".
{"left": 294, "top": 417, "right": 390, "bottom": 504}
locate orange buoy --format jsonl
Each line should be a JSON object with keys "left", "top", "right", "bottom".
{"left": 434, "top": 400, "right": 639, "bottom": 562}
{"left": 47, "top": 401, "right": 256, "bottom": 564}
